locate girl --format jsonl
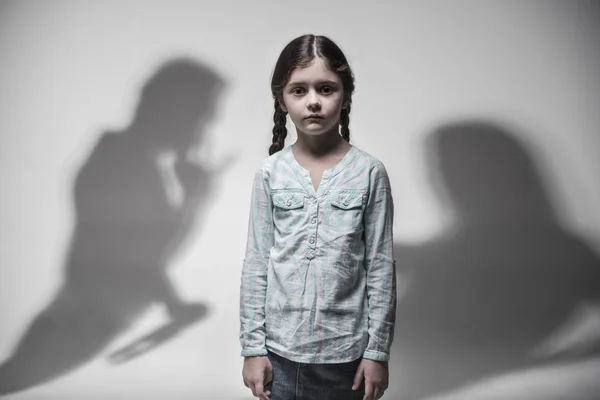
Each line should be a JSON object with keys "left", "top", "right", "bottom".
{"left": 240, "top": 34, "right": 396, "bottom": 400}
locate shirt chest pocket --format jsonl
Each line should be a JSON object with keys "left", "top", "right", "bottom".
{"left": 327, "top": 189, "right": 366, "bottom": 233}
{"left": 271, "top": 189, "right": 307, "bottom": 231}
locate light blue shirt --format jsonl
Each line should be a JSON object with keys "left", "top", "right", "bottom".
{"left": 239, "top": 144, "right": 396, "bottom": 363}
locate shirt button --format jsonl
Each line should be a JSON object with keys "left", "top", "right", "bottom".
{"left": 312, "top": 197, "right": 318, "bottom": 204}
{"left": 343, "top": 200, "right": 349, "bottom": 206}
{"left": 311, "top": 218, "right": 317, "bottom": 224}
{"left": 309, "top": 238, "right": 315, "bottom": 244}
{"left": 286, "top": 199, "right": 292, "bottom": 206}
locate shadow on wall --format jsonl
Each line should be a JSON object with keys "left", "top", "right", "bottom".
{"left": 388, "top": 120, "right": 600, "bottom": 400}
{"left": 0, "top": 58, "right": 231, "bottom": 396}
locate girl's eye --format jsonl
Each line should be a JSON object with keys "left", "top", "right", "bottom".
{"left": 291, "top": 87, "right": 305, "bottom": 95}
{"left": 320, "top": 86, "right": 334, "bottom": 94}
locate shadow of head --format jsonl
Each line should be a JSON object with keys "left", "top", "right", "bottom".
{"left": 424, "top": 120, "right": 554, "bottom": 224}
{"left": 130, "top": 58, "right": 227, "bottom": 153}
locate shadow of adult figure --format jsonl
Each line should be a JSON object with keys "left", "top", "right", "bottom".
{"left": 388, "top": 120, "right": 600, "bottom": 400}
{"left": 0, "top": 58, "right": 231, "bottom": 396}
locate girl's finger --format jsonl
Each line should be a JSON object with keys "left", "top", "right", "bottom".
{"left": 374, "top": 386, "right": 382, "bottom": 399}
{"left": 363, "top": 380, "right": 374, "bottom": 400}
{"left": 352, "top": 366, "right": 364, "bottom": 390}
{"left": 255, "top": 382, "right": 270, "bottom": 400}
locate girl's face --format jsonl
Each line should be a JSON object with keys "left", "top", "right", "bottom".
{"left": 279, "top": 57, "right": 347, "bottom": 138}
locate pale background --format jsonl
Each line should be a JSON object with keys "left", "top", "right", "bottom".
{"left": 1, "top": 1, "right": 599, "bottom": 399}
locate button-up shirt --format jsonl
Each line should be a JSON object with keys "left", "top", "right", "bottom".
{"left": 239, "top": 144, "right": 396, "bottom": 363}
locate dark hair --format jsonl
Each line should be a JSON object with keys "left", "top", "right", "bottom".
{"left": 269, "top": 34, "right": 355, "bottom": 155}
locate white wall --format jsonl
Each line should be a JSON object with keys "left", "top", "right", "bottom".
{"left": 0, "top": 1, "right": 598, "bottom": 399}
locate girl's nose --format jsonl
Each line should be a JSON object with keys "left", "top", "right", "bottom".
{"left": 307, "top": 92, "right": 321, "bottom": 110}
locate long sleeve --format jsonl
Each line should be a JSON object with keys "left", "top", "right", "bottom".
{"left": 239, "top": 167, "right": 273, "bottom": 357}
{"left": 362, "top": 162, "right": 397, "bottom": 362}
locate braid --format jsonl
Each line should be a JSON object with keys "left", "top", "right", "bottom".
{"left": 340, "top": 104, "right": 351, "bottom": 142}
{"left": 269, "top": 99, "right": 288, "bottom": 155}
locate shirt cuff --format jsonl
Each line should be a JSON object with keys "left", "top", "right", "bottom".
{"left": 241, "top": 348, "right": 269, "bottom": 357}
{"left": 362, "top": 350, "right": 390, "bottom": 362}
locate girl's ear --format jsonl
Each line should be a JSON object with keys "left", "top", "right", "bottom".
{"left": 342, "top": 95, "right": 350, "bottom": 110}
{"left": 278, "top": 96, "right": 288, "bottom": 113}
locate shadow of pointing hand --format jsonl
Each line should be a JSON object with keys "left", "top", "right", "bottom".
{"left": 530, "top": 301, "right": 600, "bottom": 359}
{"left": 107, "top": 302, "right": 209, "bottom": 364}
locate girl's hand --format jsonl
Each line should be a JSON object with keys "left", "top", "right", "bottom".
{"left": 242, "top": 356, "right": 273, "bottom": 400}
{"left": 352, "top": 359, "right": 389, "bottom": 400}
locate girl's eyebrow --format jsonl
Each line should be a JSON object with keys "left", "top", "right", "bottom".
{"left": 287, "top": 79, "right": 340, "bottom": 86}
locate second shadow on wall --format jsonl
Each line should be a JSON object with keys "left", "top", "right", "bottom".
{"left": 388, "top": 120, "right": 600, "bottom": 400}
{"left": 0, "top": 58, "right": 231, "bottom": 396}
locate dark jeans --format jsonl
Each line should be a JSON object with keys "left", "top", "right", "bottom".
{"left": 265, "top": 351, "right": 365, "bottom": 400}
